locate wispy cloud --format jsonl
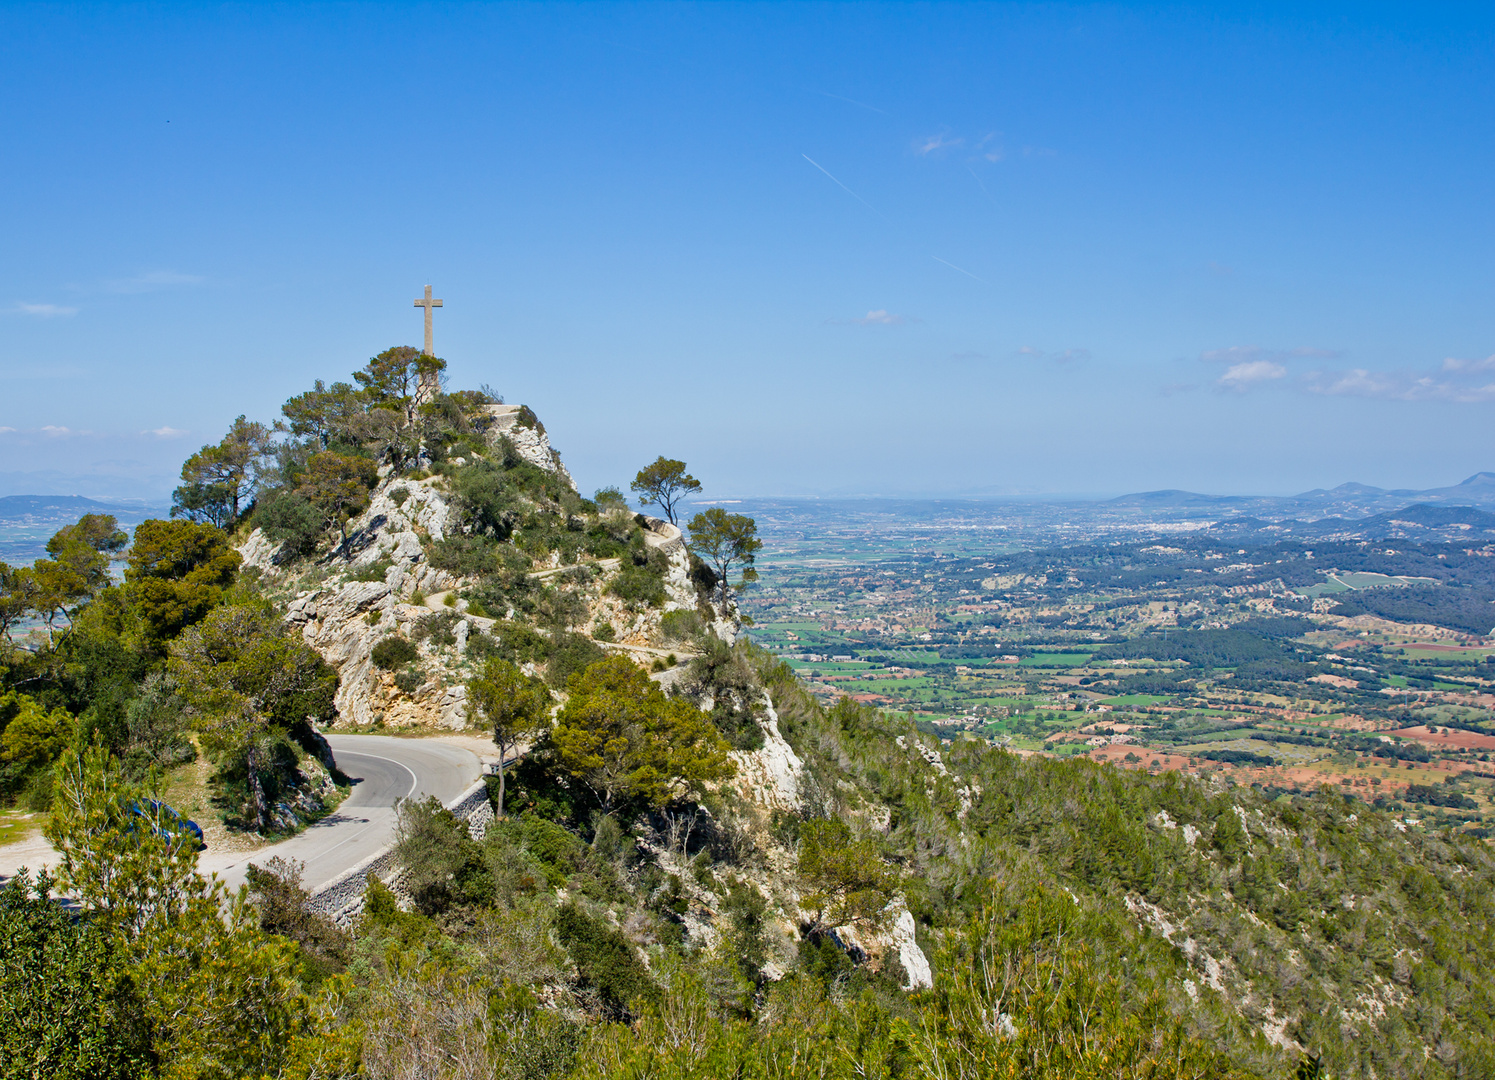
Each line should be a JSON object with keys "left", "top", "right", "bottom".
{"left": 40, "top": 425, "right": 94, "bottom": 437}
{"left": 853, "top": 309, "right": 906, "bottom": 326}
{"left": 1018, "top": 345, "right": 1091, "bottom": 365}
{"left": 1305, "top": 365, "right": 1495, "bottom": 403}
{"left": 1218, "top": 360, "right": 1287, "bottom": 390}
{"left": 814, "top": 90, "right": 886, "bottom": 115}
{"left": 0, "top": 426, "right": 15, "bottom": 434}
{"left": 12, "top": 302, "right": 79, "bottom": 317}
{"left": 104, "top": 270, "right": 204, "bottom": 294}
{"left": 1441, "top": 353, "right": 1495, "bottom": 375}
{"left": 143, "top": 426, "right": 189, "bottom": 438}
{"left": 1200, "top": 344, "right": 1338, "bottom": 392}
{"left": 976, "top": 133, "right": 1004, "bottom": 163}
{"left": 915, "top": 133, "right": 963, "bottom": 156}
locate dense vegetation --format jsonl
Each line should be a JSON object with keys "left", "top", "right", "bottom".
{"left": 5, "top": 356, "right": 1495, "bottom": 1077}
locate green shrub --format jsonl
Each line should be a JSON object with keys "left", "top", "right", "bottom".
{"left": 254, "top": 488, "right": 324, "bottom": 556}
{"left": 592, "top": 620, "right": 617, "bottom": 643}
{"left": 0, "top": 870, "right": 153, "bottom": 1078}
{"left": 660, "top": 609, "right": 705, "bottom": 643}
{"left": 448, "top": 460, "right": 520, "bottom": 537}
{"left": 351, "top": 559, "right": 392, "bottom": 583}
{"left": 412, "top": 611, "right": 459, "bottom": 647}
{"left": 388, "top": 486, "right": 410, "bottom": 507}
{"left": 394, "top": 665, "right": 422, "bottom": 696}
{"left": 545, "top": 632, "right": 607, "bottom": 689}
{"left": 606, "top": 561, "right": 666, "bottom": 608}
{"left": 487, "top": 815, "right": 584, "bottom": 888}
{"left": 555, "top": 903, "right": 655, "bottom": 1016}
{"left": 371, "top": 636, "right": 419, "bottom": 671}
{"left": 428, "top": 535, "right": 502, "bottom": 575}
{"left": 488, "top": 620, "right": 550, "bottom": 665}
{"left": 516, "top": 404, "right": 544, "bottom": 433}
{"left": 393, "top": 796, "right": 492, "bottom": 915}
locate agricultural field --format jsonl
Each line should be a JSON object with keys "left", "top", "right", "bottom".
{"left": 738, "top": 498, "right": 1495, "bottom": 835}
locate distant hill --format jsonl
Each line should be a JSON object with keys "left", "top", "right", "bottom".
{"left": 1103, "top": 489, "right": 1253, "bottom": 509}
{"left": 1101, "top": 472, "right": 1495, "bottom": 522}
{"left": 1361, "top": 502, "right": 1495, "bottom": 530}
{"left": 0, "top": 494, "right": 166, "bottom": 523}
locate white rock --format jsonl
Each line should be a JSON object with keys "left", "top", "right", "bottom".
{"left": 892, "top": 908, "right": 933, "bottom": 990}
{"left": 727, "top": 695, "right": 803, "bottom": 812}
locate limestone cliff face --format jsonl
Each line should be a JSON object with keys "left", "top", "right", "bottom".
{"left": 477, "top": 404, "right": 574, "bottom": 488}
{"left": 242, "top": 476, "right": 469, "bottom": 728}
{"left": 238, "top": 412, "right": 725, "bottom": 732}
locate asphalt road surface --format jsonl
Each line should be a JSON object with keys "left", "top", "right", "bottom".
{"left": 204, "top": 734, "right": 482, "bottom": 893}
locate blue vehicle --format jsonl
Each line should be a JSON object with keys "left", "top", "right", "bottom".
{"left": 127, "top": 799, "right": 206, "bottom": 850}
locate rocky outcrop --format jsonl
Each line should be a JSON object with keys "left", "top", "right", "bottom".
{"left": 638, "top": 514, "right": 698, "bottom": 616}
{"left": 477, "top": 404, "right": 575, "bottom": 489}
{"left": 726, "top": 696, "right": 803, "bottom": 814}
{"left": 244, "top": 476, "right": 472, "bottom": 729}
{"left": 636, "top": 512, "right": 742, "bottom": 643}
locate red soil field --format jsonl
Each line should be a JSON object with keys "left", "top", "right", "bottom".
{"left": 1389, "top": 725, "right": 1495, "bottom": 752}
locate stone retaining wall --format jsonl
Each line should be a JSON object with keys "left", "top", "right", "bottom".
{"left": 305, "top": 776, "right": 493, "bottom": 927}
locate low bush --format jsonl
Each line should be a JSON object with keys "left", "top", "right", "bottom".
{"left": 487, "top": 620, "right": 550, "bottom": 665}
{"left": 606, "top": 563, "right": 666, "bottom": 608}
{"left": 545, "top": 632, "right": 607, "bottom": 689}
{"left": 412, "top": 611, "right": 460, "bottom": 647}
{"left": 555, "top": 903, "right": 655, "bottom": 1017}
{"left": 393, "top": 665, "right": 422, "bottom": 696}
{"left": 350, "top": 559, "right": 392, "bottom": 583}
{"left": 428, "top": 535, "right": 503, "bottom": 575}
{"left": 660, "top": 609, "right": 705, "bottom": 643}
{"left": 371, "top": 636, "right": 419, "bottom": 671}
{"left": 393, "top": 796, "right": 493, "bottom": 915}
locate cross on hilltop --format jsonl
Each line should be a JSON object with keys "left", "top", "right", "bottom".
{"left": 413, "top": 284, "right": 443, "bottom": 401}
{"left": 414, "top": 284, "right": 443, "bottom": 355}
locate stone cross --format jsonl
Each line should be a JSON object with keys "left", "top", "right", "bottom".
{"left": 413, "top": 284, "right": 443, "bottom": 356}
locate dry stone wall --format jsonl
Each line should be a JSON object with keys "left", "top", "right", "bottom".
{"left": 305, "top": 776, "right": 494, "bottom": 927}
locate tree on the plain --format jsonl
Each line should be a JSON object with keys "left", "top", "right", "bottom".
{"left": 630, "top": 457, "right": 701, "bottom": 525}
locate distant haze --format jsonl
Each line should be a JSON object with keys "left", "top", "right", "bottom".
{"left": 2, "top": 6, "right": 1492, "bottom": 500}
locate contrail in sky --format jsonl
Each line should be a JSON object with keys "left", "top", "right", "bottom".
{"left": 813, "top": 90, "right": 887, "bottom": 115}
{"left": 931, "top": 255, "right": 986, "bottom": 283}
{"left": 802, "top": 154, "right": 881, "bottom": 215}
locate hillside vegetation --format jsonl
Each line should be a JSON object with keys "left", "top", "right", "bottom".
{"left": 3, "top": 351, "right": 1495, "bottom": 1079}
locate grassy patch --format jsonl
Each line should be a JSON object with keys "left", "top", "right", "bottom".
{"left": 0, "top": 812, "right": 41, "bottom": 847}
{"left": 1100, "top": 694, "right": 1169, "bottom": 707}
{"left": 1020, "top": 653, "right": 1092, "bottom": 666}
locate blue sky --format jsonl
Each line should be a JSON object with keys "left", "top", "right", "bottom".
{"left": 2, "top": 3, "right": 1492, "bottom": 501}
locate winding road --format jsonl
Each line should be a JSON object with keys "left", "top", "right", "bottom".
{"left": 203, "top": 735, "right": 483, "bottom": 892}
{"left": 0, "top": 734, "right": 485, "bottom": 895}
